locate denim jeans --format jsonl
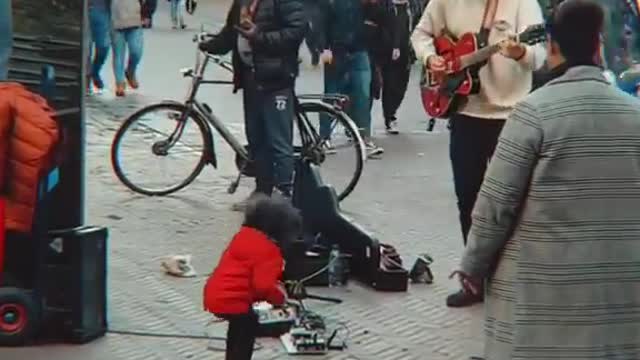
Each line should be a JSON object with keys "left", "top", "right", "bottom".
{"left": 320, "top": 50, "right": 372, "bottom": 139}
{"left": 242, "top": 72, "right": 295, "bottom": 195}
{"left": 0, "top": 0, "right": 12, "bottom": 80}
{"left": 111, "top": 27, "right": 143, "bottom": 85}
{"left": 88, "top": 6, "right": 111, "bottom": 86}
{"left": 170, "top": 0, "right": 185, "bottom": 26}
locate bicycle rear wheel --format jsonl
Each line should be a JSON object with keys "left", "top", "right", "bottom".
{"left": 296, "top": 101, "right": 365, "bottom": 201}
{"left": 111, "top": 102, "right": 209, "bottom": 196}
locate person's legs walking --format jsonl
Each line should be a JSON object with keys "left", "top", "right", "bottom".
{"left": 349, "top": 51, "right": 382, "bottom": 156}
{"left": 381, "top": 59, "right": 410, "bottom": 134}
{"left": 89, "top": 6, "right": 111, "bottom": 90}
{"left": 111, "top": 30, "right": 127, "bottom": 96}
{"left": 225, "top": 312, "right": 258, "bottom": 360}
{"left": 320, "top": 62, "right": 339, "bottom": 140}
{"left": 263, "top": 87, "right": 295, "bottom": 196}
{"left": 0, "top": 0, "right": 12, "bottom": 81}
{"left": 125, "top": 28, "right": 144, "bottom": 89}
{"left": 446, "top": 114, "right": 505, "bottom": 307}
{"left": 177, "top": 0, "right": 186, "bottom": 28}
{"left": 170, "top": 0, "right": 179, "bottom": 28}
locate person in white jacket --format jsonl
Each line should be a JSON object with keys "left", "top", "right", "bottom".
{"left": 411, "top": 0, "right": 546, "bottom": 308}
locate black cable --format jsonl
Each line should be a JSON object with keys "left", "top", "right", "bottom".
{"left": 107, "top": 329, "right": 225, "bottom": 340}
{"left": 108, "top": 329, "right": 264, "bottom": 352}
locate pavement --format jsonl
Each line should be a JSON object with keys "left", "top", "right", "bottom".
{"left": 2, "top": 1, "right": 484, "bottom": 359}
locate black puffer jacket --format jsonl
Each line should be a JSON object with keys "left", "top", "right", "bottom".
{"left": 201, "top": 0, "right": 306, "bottom": 92}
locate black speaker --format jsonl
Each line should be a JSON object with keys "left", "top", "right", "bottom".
{"left": 41, "top": 226, "right": 108, "bottom": 343}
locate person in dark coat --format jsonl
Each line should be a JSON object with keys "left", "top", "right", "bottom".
{"left": 374, "top": 0, "right": 422, "bottom": 134}
{"left": 199, "top": 0, "right": 306, "bottom": 206}
{"left": 317, "top": 0, "right": 387, "bottom": 157}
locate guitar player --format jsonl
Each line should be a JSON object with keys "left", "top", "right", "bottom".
{"left": 411, "top": 0, "right": 546, "bottom": 308}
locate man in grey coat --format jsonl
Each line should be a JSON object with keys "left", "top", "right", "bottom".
{"left": 454, "top": 1, "right": 640, "bottom": 359}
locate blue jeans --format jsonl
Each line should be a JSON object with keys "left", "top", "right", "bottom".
{"left": 111, "top": 28, "right": 143, "bottom": 85}
{"left": 170, "top": 0, "right": 185, "bottom": 26}
{"left": 320, "top": 51, "right": 372, "bottom": 139}
{"left": 242, "top": 72, "right": 295, "bottom": 195}
{"left": 89, "top": 6, "right": 111, "bottom": 86}
{"left": 0, "top": 0, "right": 12, "bottom": 80}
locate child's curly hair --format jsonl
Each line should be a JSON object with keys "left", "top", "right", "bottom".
{"left": 243, "top": 194, "right": 302, "bottom": 248}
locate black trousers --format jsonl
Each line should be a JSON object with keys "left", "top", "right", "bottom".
{"left": 449, "top": 114, "right": 504, "bottom": 244}
{"left": 381, "top": 57, "right": 411, "bottom": 124}
{"left": 223, "top": 312, "right": 259, "bottom": 360}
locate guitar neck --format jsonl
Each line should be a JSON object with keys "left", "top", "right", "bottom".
{"left": 458, "top": 42, "right": 502, "bottom": 70}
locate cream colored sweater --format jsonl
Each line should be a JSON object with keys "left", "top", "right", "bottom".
{"left": 411, "top": 0, "right": 546, "bottom": 119}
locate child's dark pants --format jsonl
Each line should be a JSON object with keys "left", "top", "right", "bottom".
{"left": 224, "top": 312, "right": 259, "bottom": 360}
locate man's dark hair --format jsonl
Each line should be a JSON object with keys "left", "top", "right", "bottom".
{"left": 548, "top": 0, "right": 604, "bottom": 63}
{"left": 243, "top": 194, "right": 302, "bottom": 248}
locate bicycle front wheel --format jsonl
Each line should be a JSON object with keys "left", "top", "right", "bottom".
{"left": 111, "top": 102, "right": 209, "bottom": 196}
{"left": 296, "top": 101, "right": 366, "bottom": 201}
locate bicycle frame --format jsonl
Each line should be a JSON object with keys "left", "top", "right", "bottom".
{"left": 172, "top": 45, "right": 350, "bottom": 170}
{"left": 176, "top": 50, "right": 248, "bottom": 170}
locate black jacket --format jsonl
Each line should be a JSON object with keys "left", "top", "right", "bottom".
{"left": 201, "top": 0, "right": 306, "bottom": 92}
{"left": 531, "top": 61, "right": 569, "bottom": 91}
{"left": 317, "top": 0, "right": 388, "bottom": 54}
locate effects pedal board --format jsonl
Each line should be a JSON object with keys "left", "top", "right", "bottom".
{"left": 253, "top": 302, "right": 297, "bottom": 337}
{"left": 281, "top": 328, "right": 328, "bottom": 355}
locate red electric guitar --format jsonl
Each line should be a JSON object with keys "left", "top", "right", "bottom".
{"left": 420, "top": 24, "right": 546, "bottom": 118}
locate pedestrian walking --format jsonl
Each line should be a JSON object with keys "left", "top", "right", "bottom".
{"left": 454, "top": 2, "right": 640, "bottom": 359}
{"left": 412, "top": 0, "right": 546, "bottom": 308}
{"left": 199, "top": 0, "right": 306, "bottom": 208}
{"left": 0, "top": 0, "right": 12, "bottom": 81}
{"left": 304, "top": 0, "right": 322, "bottom": 66}
{"left": 318, "top": 0, "right": 386, "bottom": 157}
{"left": 143, "top": 0, "right": 157, "bottom": 28}
{"left": 110, "top": 0, "right": 148, "bottom": 97}
{"left": 377, "top": 0, "right": 422, "bottom": 134}
{"left": 88, "top": 0, "right": 112, "bottom": 93}
{"left": 169, "top": 0, "right": 187, "bottom": 29}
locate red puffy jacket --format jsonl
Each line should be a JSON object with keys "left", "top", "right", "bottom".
{"left": 203, "top": 226, "right": 285, "bottom": 315}
{"left": 0, "top": 83, "right": 59, "bottom": 233}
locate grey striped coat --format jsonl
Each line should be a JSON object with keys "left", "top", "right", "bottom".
{"left": 461, "top": 66, "right": 640, "bottom": 360}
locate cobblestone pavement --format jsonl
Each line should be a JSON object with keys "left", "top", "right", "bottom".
{"left": 2, "top": 1, "right": 484, "bottom": 359}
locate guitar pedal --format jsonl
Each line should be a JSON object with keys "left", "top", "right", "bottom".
{"left": 253, "top": 302, "right": 297, "bottom": 337}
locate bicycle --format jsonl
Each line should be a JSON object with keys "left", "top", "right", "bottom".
{"left": 110, "top": 32, "right": 366, "bottom": 201}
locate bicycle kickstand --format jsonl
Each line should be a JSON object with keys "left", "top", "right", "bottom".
{"left": 228, "top": 171, "right": 242, "bottom": 194}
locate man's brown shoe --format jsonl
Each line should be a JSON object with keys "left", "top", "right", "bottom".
{"left": 125, "top": 70, "right": 139, "bottom": 89}
{"left": 115, "top": 83, "right": 126, "bottom": 97}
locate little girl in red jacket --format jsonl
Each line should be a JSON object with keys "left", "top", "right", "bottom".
{"left": 204, "top": 194, "right": 301, "bottom": 360}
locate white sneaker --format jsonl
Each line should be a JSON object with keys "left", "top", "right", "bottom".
{"left": 386, "top": 120, "right": 399, "bottom": 135}
{"left": 366, "top": 141, "right": 384, "bottom": 158}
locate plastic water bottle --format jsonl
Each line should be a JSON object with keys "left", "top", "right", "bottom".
{"left": 328, "top": 244, "right": 343, "bottom": 287}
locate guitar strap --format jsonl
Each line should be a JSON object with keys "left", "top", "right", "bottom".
{"left": 478, "top": 0, "right": 499, "bottom": 48}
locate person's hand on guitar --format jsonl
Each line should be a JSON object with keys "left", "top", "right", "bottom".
{"left": 427, "top": 55, "right": 447, "bottom": 79}
{"left": 499, "top": 40, "right": 526, "bottom": 61}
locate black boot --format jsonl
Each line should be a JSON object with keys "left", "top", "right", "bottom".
{"left": 446, "top": 289, "right": 483, "bottom": 308}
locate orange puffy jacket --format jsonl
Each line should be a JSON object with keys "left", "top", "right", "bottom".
{"left": 0, "top": 83, "right": 60, "bottom": 233}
